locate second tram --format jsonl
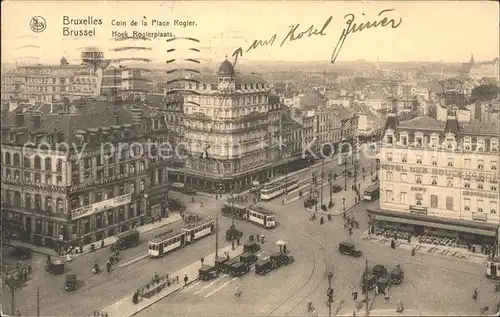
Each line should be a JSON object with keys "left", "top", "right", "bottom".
{"left": 148, "top": 217, "right": 215, "bottom": 258}
{"left": 220, "top": 203, "right": 276, "bottom": 229}
{"left": 260, "top": 177, "right": 299, "bottom": 201}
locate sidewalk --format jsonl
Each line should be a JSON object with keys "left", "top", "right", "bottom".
{"left": 99, "top": 245, "right": 244, "bottom": 317}
{"left": 361, "top": 230, "right": 488, "bottom": 264}
{"left": 7, "top": 213, "right": 182, "bottom": 258}
{"left": 337, "top": 309, "right": 467, "bottom": 316}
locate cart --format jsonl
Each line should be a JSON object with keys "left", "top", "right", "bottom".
{"left": 65, "top": 274, "right": 77, "bottom": 291}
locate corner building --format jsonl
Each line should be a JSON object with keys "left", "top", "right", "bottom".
{"left": 167, "top": 58, "right": 293, "bottom": 192}
{"left": 369, "top": 114, "right": 500, "bottom": 245}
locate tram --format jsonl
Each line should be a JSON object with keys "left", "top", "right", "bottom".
{"left": 260, "top": 177, "right": 299, "bottom": 201}
{"left": 247, "top": 205, "right": 276, "bottom": 228}
{"left": 148, "top": 218, "right": 215, "bottom": 258}
{"left": 220, "top": 204, "right": 276, "bottom": 229}
{"left": 486, "top": 259, "right": 500, "bottom": 279}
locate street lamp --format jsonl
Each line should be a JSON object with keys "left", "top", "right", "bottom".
{"left": 343, "top": 160, "right": 348, "bottom": 191}
{"left": 328, "top": 171, "right": 333, "bottom": 207}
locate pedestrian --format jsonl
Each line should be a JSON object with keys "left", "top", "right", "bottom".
{"left": 283, "top": 244, "right": 287, "bottom": 254}
{"left": 236, "top": 238, "right": 240, "bottom": 246}
{"left": 375, "top": 285, "right": 379, "bottom": 295}
{"left": 27, "top": 265, "right": 32, "bottom": 274}
{"left": 349, "top": 227, "right": 353, "bottom": 236}
{"left": 184, "top": 274, "right": 188, "bottom": 286}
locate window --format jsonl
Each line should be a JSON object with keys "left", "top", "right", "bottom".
{"left": 84, "top": 158, "right": 91, "bottom": 169}
{"left": 464, "top": 198, "right": 470, "bottom": 210}
{"left": 385, "top": 190, "right": 393, "bottom": 202}
{"left": 464, "top": 138, "right": 471, "bottom": 150}
{"left": 446, "top": 196, "right": 453, "bottom": 210}
{"left": 130, "top": 182, "right": 136, "bottom": 193}
{"left": 478, "top": 160, "right": 484, "bottom": 170}
{"left": 431, "top": 195, "right": 438, "bottom": 208}
{"left": 400, "top": 173, "right": 407, "bottom": 182}
{"left": 387, "top": 135, "right": 393, "bottom": 144}
{"left": 464, "top": 159, "right": 471, "bottom": 169}
{"left": 139, "top": 180, "right": 145, "bottom": 191}
{"left": 13, "top": 153, "right": 20, "bottom": 166}
{"left": 491, "top": 161, "right": 497, "bottom": 170}
{"left": 400, "top": 136, "right": 408, "bottom": 145}
{"left": 400, "top": 192, "right": 407, "bottom": 204}
{"left": 139, "top": 162, "right": 145, "bottom": 172}
{"left": 447, "top": 177, "right": 453, "bottom": 187}
{"left": 478, "top": 183, "right": 484, "bottom": 190}
{"left": 385, "top": 172, "right": 393, "bottom": 181}
{"left": 34, "top": 156, "right": 41, "bottom": 169}
{"left": 416, "top": 155, "right": 422, "bottom": 164}
{"left": 45, "top": 174, "right": 52, "bottom": 184}
{"left": 96, "top": 191, "right": 102, "bottom": 202}
{"left": 129, "top": 163, "right": 135, "bottom": 174}
{"left": 57, "top": 159, "right": 62, "bottom": 172}
{"left": 96, "top": 155, "right": 102, "bottom": 166}
{"left": 430, "top": 137, "right": 438, "bottom": 148}
{"left": 386, "top": 153, "right": 393, "bottom": 161}
{"left": 431, "top": 156, "right": 437, "bottom": 165}
{"left": 447, "top": 158, "right": 453, "bottom": 167}
{"left": 431, "top": 176, "right": 438, "bottom": 185}
{"left": 415, "top": 137, "right": 423, "bottom": 147}
{"left": 45, "top": 157, "right": 52, "bottom": 171}
{"left": 401, "top": 154, "right": 407, "bottom": 163}
{"left": 477, "top": 200, "right": 483, "bottom": 212}
{"left": 416, "top": 175, "right": 422, "bottom": 184}
{"left": 491, "top": 185, "right": 498, "bottom": 191}
{"left": 108, "top": 168, "right": 114, "bottom": 177}
{"left": 464, "top": 182, "right": 470, "bottom": 188}
{"left": 415, "top": 193, "right": 423, "bottom": 204}
{"left": 491, "top": 201, "right": 497, "bottom": 214}
{"left": 24, "top": 171, "right": 31, "bottom": 181}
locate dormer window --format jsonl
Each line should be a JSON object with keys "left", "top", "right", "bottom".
{"left": 400, "top": 136, "right": 408, "bottom": 145}
{"left": 490, "top": 139, "right": 498, "bottom": 152}
{"left": 430, "top": 137, "right": 438, "bottom": 148}
{"left": 386, "top": 134, "right": 394, "bottom": 144}
{"left": 415, "top": 137, "right": 423, "bottom": 147}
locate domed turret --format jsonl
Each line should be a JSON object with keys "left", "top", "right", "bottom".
{"left": 218, "top": 58, "right": 235, "bottom": 77}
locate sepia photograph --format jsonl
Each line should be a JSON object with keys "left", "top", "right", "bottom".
{"left": 0, "top": 1, "right": 499, "bottom": 316}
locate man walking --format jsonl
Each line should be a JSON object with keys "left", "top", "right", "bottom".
{"left": 184, "top": 274, "right": 189, "bottom": 286}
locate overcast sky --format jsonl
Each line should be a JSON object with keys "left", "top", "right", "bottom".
{"left": 2, "top": 1, "right": 499, "bottom": 65}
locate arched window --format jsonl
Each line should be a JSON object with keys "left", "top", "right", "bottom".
{"left": 13, "top": 153, "right": 20, "bottom": 166}
{"left": 57, "top": 159, "right": 63, "bottom": 172}
{"left": 34, "top": 156, "right": 41, "bottom": 169}
{"left": 24, "top": 156, "right": 30, "bottom": 168}
{"left": 5, "top": 152, "right": 11, "bottom": 165}
{"left": 45, "top": 157, "right": 52, "bottom": 171}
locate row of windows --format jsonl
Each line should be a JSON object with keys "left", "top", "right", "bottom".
{"left": 386, "top": 132, "right": 499, "bottom": 151}
{"left": 70, "top": 181, "right": 145, "bottom": 209}
{"left": 71, "top": 160, "right": 145, "bottom": 174}
{"left": 248, "top": 211, "right": 274, "bottom": 220}
{"left": 385, "top": 172, "right": 498, "bottom": 190}
{"left": 1, "top": 153, "right": 63, "bottom": 171}
{"left": 3, "top": 169, "right": 63, "bottom": 184}
{"left": 188, "top": 223, "right": 212, "bottom": 233}
{"left": 385, "top": 153, "right": 498, "bottom": 170}
{"left": 383, "top": 190, "right": 498, "bottom": 214}
{"left": 186, "top": 82, "right": 268, "bottom": 91}
{"left": 3, "top": 190, "right": 65, "bottom": 213}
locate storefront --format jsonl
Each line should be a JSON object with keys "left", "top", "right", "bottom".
{"left": 367, "top": 208, "right": 498, "bottom": 245}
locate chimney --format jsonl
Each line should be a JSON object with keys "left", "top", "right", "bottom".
{"left": 15, "top": 112, "right": 24, "bottom": 127}
{"left": 112, "top": 114, "right": 120, "bottom": 125}
{"left": 33, "top": 114, "right": 41, "bottom": 129}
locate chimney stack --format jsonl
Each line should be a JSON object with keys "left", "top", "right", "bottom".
{"left": 33, "top": 114, "right": 41, "bottom": 129}
{"left": 15, "top": 111, "right": 24, "bottom": 127}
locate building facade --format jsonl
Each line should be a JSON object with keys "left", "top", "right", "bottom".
{"left": 370, "top": 114, "right": 500, "bottom": 245}
{"left": 100, "top": 67, "right": 149, "bottom": 100}
{"left": 167, "top": 59, "right": 299, "bottom": 192}
{"left": 1, "top": 101, "right": 169, "bottom": 250}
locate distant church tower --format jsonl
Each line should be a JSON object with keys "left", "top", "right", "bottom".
{"left": 470, "top": 53, "right": 475, "bottom": 65}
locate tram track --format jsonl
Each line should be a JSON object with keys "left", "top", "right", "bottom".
{"left": 265, "top": 221, "right": 329, "bottom": 317}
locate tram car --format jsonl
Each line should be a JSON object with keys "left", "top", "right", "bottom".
{"left": 148, "top": 218, "right": 215, "bottom": 258}
{"left": 260, "top": 177, "right": 299, "bottom": 201}
{"left": 487, "top": 259, "right": 500, "bottom": 279}
{"left": 221, "top": 202, "right": 248, "bottom": 220}
{"left": 247, "top": 205, "right": 276, "bottom": 229}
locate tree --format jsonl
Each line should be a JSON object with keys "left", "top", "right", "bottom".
{"left": 470, "top": 84, "right": 499, "bottom": 102}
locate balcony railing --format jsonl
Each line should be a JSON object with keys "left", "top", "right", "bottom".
{"left": 472, "top": 212, "right": 487, "bottom": 222}
{"left": 409, "top": 205, "right": 427, "bottom": 214}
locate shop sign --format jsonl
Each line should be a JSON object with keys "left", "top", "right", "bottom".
{"left": 381, "top": 163, "right": 499, "bottom": 182}
{"left": 409, "top": 205, "right": 427, "bottom": 214}
{"left": 462, "top": 190, "right": 498, "bottom": 200}
{"left": 70, "top": 173, "right": 129, "bottom": 192}
{"left": 472, "top": 212, "right": 487, "bottom": 222}
{"left": 69, "top": 148, "right": 113, "bottom": 161}
{"left": 2, "top": 177, "right": 67, "bottom": 193}
{"left": 410, "top": 187, "right": 426, "bottom": 192}
{"left": 71, "top": 193, "right": 131, "bottom": 220}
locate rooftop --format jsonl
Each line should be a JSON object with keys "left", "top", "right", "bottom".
{"left": 397, "top": 116, "right": 445, "bottom": 131}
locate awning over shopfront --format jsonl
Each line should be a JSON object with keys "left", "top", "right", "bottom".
{"left": 368, "top": 208, "right": 498, "bottom": 237}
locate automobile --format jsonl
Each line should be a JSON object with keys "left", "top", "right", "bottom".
{"left": 377, "top": 276, "right": 391, "bottom": 291}
{"left": 199, "top": 265, "right": 219, "bottom": 281}
{"left": 243, "top": 241, "right": 261, "bottom": 253}
{"left": 372, "top": 265, "right": 388, "bottom": 279}
{"left": 65, "top": 274, "right": 77, "bottom": 291}
{"left": 270, "top": 252, "right": 295, "bottom": 268}
{"left": 304, "top": 197, "right": 318, "bottom": 208}
{"left": 255, "top": 259, "right": 273, "bottom": 275}
{"left": 221, "top": 258, "right": 239, "bottom": 274}
{"left": 46, "top": 259, "right": 65, "bottom": 275}
{"left": 228, "top": 261, "right": 250, "bottom": 277}
{"left": 331, "top": 184, "right": 342, "bottom": 193}
{"left": 214, "top": 257, "right": 228, "bottom": 271}
{"left": 338, "top": 241, "right": 362, "bottom": 257}
{"left": 390, "top": 265, "right": 404, "bottom": 285}
{"left": 110, "top": 230, "right": 140, "bottom": 251}
{"left": 239, "top": 252, "right": 258, "bottom": 266}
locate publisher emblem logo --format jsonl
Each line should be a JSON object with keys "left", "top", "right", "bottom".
{"left": 30, "top": 16, "right": 46, "bottom": 33}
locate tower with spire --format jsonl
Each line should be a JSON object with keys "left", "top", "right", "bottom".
{"left": 470, "top": 53, "right": 475, "bottom": 65}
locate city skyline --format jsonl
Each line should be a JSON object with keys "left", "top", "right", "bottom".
{"left": 2, "top": 1, "right": 499, "bottom": 66}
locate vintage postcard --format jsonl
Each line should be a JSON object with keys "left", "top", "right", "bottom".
{"left": 1, "top": 1, "right": 499, "bottom": 317}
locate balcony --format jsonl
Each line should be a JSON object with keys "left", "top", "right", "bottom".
{"left": 472, "top": 212, "right": 487, "bottom": 222}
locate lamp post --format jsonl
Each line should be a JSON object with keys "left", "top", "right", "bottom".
{"left": 312, "top": 171, "right": 318, "bottom": 212}
{"left": 328, "top": 171, "right": 333, "bottom": 206}
{"left": 327, "top": 271, "right": 334, "bottom": 317}
{"left": 320, "top": 158, "right": 325, "bottom": 208}
{"left": 343, "top": 160, "right": 348, "bottom": 191}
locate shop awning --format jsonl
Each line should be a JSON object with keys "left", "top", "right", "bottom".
{"left": 374, "top": 214, "right": 496, "bottom": 237}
